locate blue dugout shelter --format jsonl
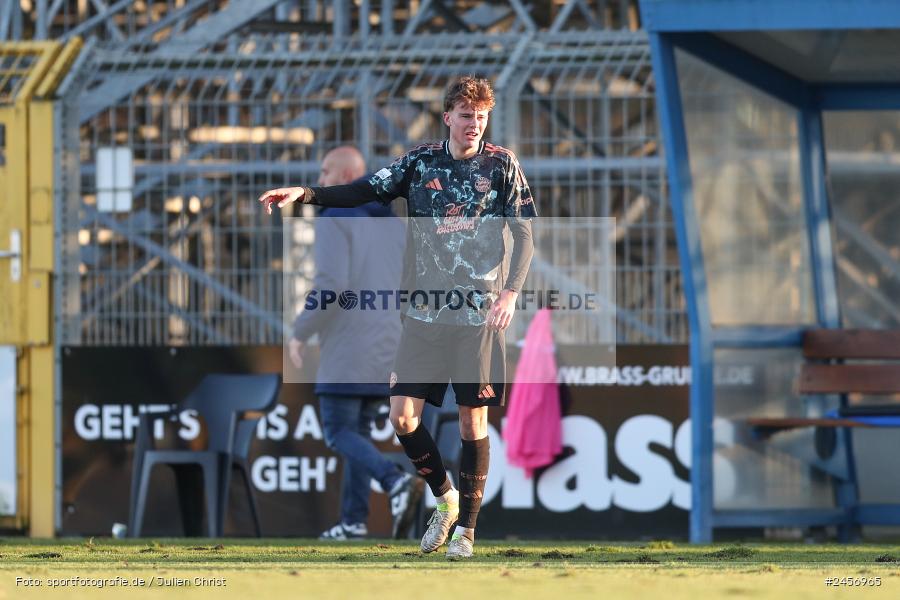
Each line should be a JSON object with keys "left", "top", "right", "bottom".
{"left": 641, "top": 1, "right": 900, "bottom": 542}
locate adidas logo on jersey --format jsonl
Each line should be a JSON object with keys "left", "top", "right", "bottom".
{"left": 425, "top": 178, "right": 443, "bottom": 190}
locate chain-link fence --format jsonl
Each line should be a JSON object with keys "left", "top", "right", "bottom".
{"left": 58, "top": 29, "right": 685, "bottom": 346}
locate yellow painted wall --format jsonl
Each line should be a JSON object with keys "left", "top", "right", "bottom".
{"left": 0, "top": 39, "right": 82, "bottom": 537}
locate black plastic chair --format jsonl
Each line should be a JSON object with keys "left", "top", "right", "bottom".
{"left": 230, "top": 416, "right": 265, "bottom": 536}
{"left": 128, "top": 374, "right": 280, "bottom": 538}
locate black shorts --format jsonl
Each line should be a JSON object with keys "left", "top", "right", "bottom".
{"left": 390, "top": 317, "right": 506, "bottom": 407}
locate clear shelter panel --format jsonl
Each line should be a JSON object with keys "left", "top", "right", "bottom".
{"left": 676, "top": 50, "right": 816, "bottom": 327}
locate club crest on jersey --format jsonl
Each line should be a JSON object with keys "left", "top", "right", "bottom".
{"left": 474, "top": 175, "right": 491, "bottom": 193}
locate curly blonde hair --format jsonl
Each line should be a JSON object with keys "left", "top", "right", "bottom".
{"left": 443, "top": 76, "right": 495, "bottom": 112}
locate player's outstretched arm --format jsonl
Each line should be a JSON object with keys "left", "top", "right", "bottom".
{"left": 258, "top": 179, "right": 385, "bottom": 214}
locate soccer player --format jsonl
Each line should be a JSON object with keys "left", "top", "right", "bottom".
{"left": 290, "top": 146, "right": 422, "bottom": 541}
{"left": 260, "top": 76, "right": 536, "bottom": 559}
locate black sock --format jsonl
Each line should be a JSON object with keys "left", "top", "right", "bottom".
{"left": 458, "top": 436, "right": 489, "bottom": 530}
{"left": 396, "top": 422, "right": 452, "bottom": 497}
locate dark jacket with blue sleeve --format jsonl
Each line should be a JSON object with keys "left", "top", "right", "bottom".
{"left": 291, "top": 201, "right": 405, "bottom": 397}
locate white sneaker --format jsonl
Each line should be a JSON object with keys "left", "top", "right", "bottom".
{"left": 420, "top": 501, "right": 460, "bottom": 553}
{"left": 318, "top": 522, "right": 367, "bottom": 541}
{"left": 446, "top": 533, "right": 474, "bottom": 560}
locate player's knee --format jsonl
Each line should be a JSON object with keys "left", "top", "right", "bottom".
{"left": 389, "top": 412, "right": 418, "bottom": 435}
{"left": 459, "top": 422, "right": 487, "bottom": 440}
{"left": 458, "top": 410, "right": 488, "bottom": 440}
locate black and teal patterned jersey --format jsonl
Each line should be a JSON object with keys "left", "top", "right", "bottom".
{"left": 369, "top": 140, "right": 536, "bottom": 219}
{"left": 368, "top": 140, "right": 537, "bottom": 326}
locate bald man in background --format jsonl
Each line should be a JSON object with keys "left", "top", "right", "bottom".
{"left": 290, "top": 146, "right": 423, "bottom": 540}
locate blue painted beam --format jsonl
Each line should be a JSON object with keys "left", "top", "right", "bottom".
{"left": 711, "top": 326, "right": 806, "bottom": 348}
{"left": 798, "top": 107, "right": 841, "bottom": 328}
{"left": 712, "top": 508, "right": 849, "bottom": 528}
{"left": 649, "top": 32, "right": 715, "bottom": 543}
{"left": 669, "top": 32, "right": 810, "bottom": 108}
{"left": 641, "top": 0, "right": 900, "bottom": 32}
{"left": 854, "top": 504, "right": 900, "bottom": 525}
{"left": 816, "top": 84, "right": 900, "bottom": 110}
{"left": 798, "top": 97, "right": 855, "bottom": 541}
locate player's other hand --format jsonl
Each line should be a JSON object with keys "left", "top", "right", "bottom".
{"left": 258, "top": 186, "right": 306, "bottom": 214}
{"left": 487, "top": 289, "right": 518, "bottom": 331}
{"left": 288, "top": 338, "right": 304, "bottom": 369}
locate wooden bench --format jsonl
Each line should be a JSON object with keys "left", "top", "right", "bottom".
{"left": 739, "top": 329, "right": 900, "bottom": 538}
{"left": 748, "top": 329, "right": 900, "bottom": 440}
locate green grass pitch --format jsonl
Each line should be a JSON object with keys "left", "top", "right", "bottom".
{"left": 1, "top": 538, "right": 899, "bottom": 599}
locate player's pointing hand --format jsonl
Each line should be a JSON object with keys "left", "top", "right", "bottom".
{"left": 258, "top": 186, "right": 306, "bottom": 214}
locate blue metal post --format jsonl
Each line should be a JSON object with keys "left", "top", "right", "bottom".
{"left": 798, "top": 108, "right": 840, "bottom": 328}
{"left": 648, "top": 32, "right": 715, "bottom": 543}
{"left": 799, "top": 101, "right": 858, "bottom": 541}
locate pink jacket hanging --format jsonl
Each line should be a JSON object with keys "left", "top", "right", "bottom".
{"left": 503, "top": 308, "right": 562, "bottom": 478}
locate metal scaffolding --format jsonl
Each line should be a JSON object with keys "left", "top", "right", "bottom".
{"left": 5, "top": 1, "right": 642, "bottom": 42}
{"left": 12, "top": 0, "right": 687, "bottom": 346}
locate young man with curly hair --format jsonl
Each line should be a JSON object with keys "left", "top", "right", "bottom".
{"left": 260, "top": 76, "right": 536, "bottom": 559}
